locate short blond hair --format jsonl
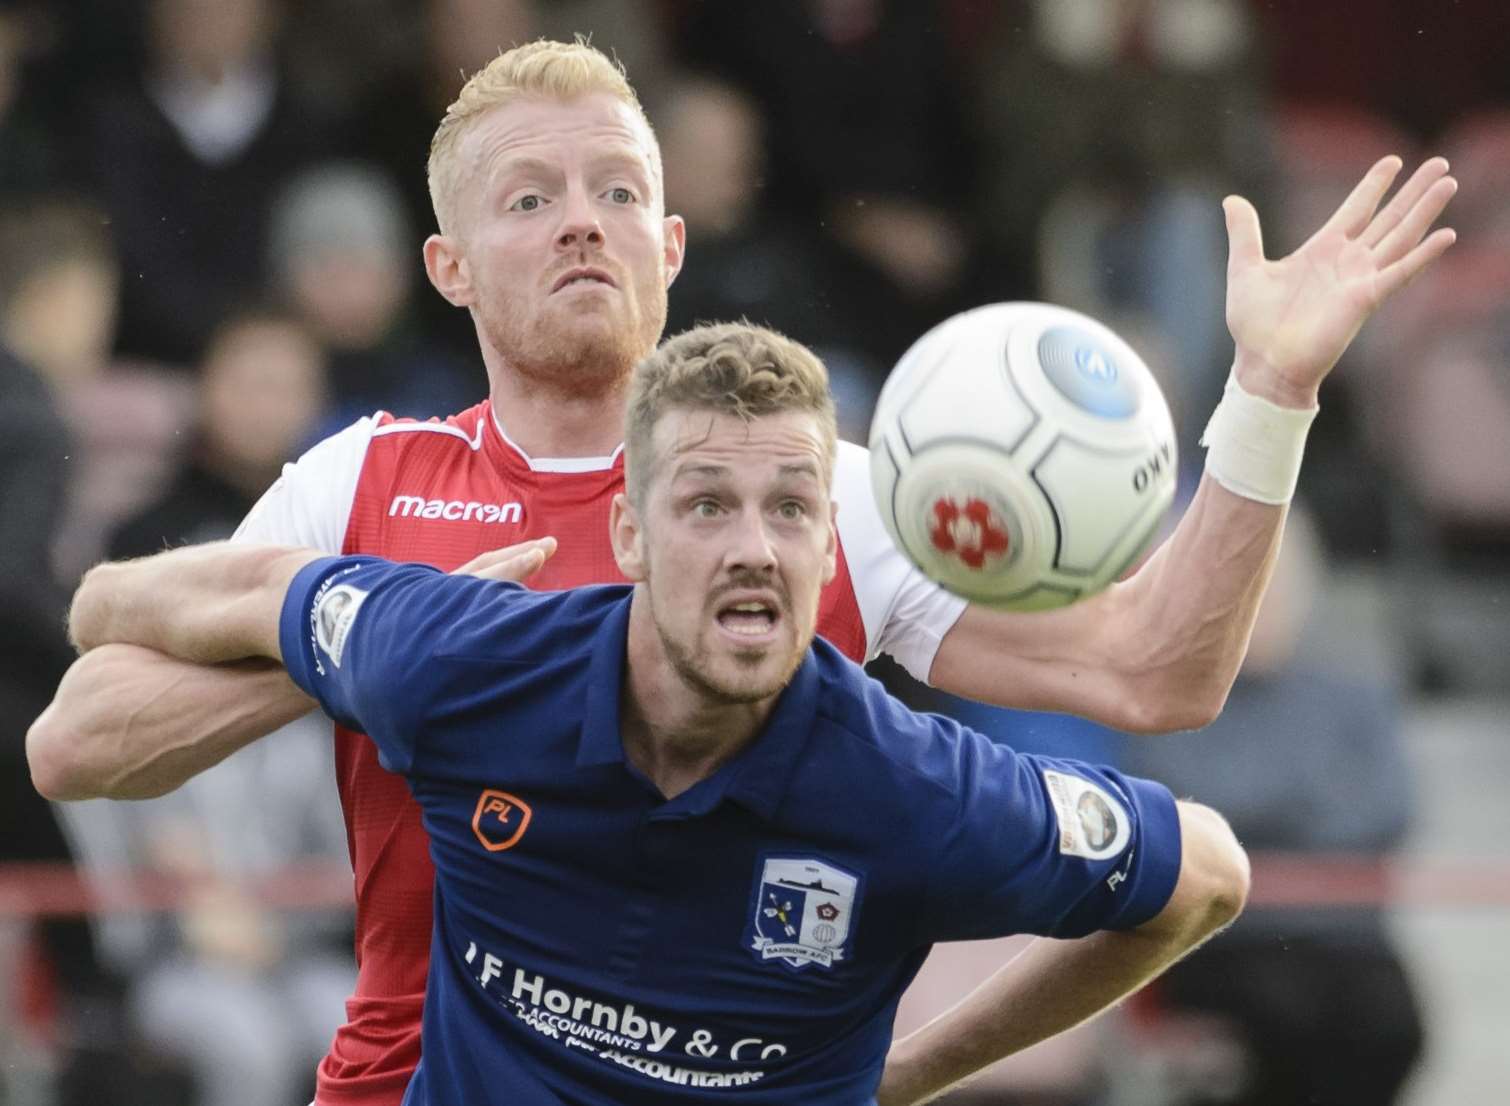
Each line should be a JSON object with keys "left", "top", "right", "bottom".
{"left": 625, "top": 322, "right": 838, "bottom": 506}
{"left": 427, "top": 37, "right": 660, "bottom": 236}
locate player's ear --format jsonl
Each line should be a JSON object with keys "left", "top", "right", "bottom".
{"left": 662, "top": 214, "right": 686, "bottom": 288}
{"left": 822, "top": 500, "right": 838, "bottom": 586}
{"left": 610, "top": 492, "right": 647, "bottom": 581}
{"left": 423, "top": 233, "right": 475, "bottom": 307}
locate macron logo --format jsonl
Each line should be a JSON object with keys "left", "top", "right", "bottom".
{"left": 388, "top": 494, "right": 524, "bottom": 524}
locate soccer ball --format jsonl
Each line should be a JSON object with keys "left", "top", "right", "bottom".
{"left": 868, "top": 302, "right": 1177, "bottom": 611}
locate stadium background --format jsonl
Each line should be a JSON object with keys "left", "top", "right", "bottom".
{"left": 1, "top": 1, "right": 1507, "bottom": 1103}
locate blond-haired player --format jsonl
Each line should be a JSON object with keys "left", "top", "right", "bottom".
{"left": 31, "top": 37, "right": 1455, "bottom": 1106}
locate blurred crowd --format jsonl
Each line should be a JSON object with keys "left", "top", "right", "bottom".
{"left": 2, "top": 1, "right": 1508, "bottom": 1104}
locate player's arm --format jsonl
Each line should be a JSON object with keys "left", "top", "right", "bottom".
{"left": 46, "top": 543, "right": 414, "bottom": 761}
{"left": 929, "top": 156, "right": 1456, "bottom": 732}
{"left": 26, "top": 419, "right": 370, "bottom": 801}
{"left": 27, "top": 538, "right": 554, "bottom": 801}
{"left": 66, "top": 541, "right": 322, "bottom": 665}
{"left": 28, "top": 647, "right": 314, "bottom": 801}
{"left": 276, "top": 555, "right": 538, "bottom": 773}
{"left": 877, "top": 801, "right": 1248, "bottom": 1106}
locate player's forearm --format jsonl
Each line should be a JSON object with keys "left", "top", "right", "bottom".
{"left": 70, "top": 541, "right": 320, "bottom": 663}
{"left": 1105, "top": 341, "right": 1321, "bottom": 730}
{"left": 877, "top": 925, "right": 1208, "bottom": 1106}
{"left": 879, "top": 802, "right": 1249, "bottom": 1106}
{"left": 1109, "top": 470, "right": 1286, "bottom": 731}
{"left": 926, "top": 475, "right": 1284, "bottom": 734}
{"left": 28, "top": 643, "right": 316, "bottom": 801}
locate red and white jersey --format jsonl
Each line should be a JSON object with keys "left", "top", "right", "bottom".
{"left": 234, "top": 399, "right": 965, "bottom": 1106}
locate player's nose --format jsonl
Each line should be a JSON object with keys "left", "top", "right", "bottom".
{"left": 722, "top": 507, "right": 778, "bottom": 574}
{"left": 555, "top": 185, "right": 604, "bottom": 250}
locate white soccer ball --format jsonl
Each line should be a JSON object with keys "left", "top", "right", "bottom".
{"left": 869, "top": 302, "right": 1177, "bottom": 611}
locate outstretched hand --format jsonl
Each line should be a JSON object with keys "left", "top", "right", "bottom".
{"left": 1223, "top": 155, "right": 1457, "bottom": 407}
{"left": 452, "top": 536, "right": 558, "bottom": 583}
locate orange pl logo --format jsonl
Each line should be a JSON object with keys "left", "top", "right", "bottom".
{"left": 471, "top": 789, "right": 533, "bottom": 852}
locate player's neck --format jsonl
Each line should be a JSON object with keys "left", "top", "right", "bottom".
{"left": 620, "top": 598, "right": 777, "bottom": 801}
{"left": 487, "top": 366, "right": 628, "bottom": 460}
{"left": 620, "top": 698, "right": 769, "bottom": 802}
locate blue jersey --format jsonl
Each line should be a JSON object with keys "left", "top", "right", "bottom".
{"left": 281, "top": 557, "right": 1182, "bottom": 1106}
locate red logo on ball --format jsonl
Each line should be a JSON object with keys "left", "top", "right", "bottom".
{"left": 930, "top": 497, "right": 1010, "bottom": 569}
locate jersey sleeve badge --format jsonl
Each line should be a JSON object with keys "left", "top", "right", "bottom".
{"left": 1041, "top": 768, "right": 1131, "bottom": 860}
{"left": 313, "top": 582, "right": 369, "bottom": 669}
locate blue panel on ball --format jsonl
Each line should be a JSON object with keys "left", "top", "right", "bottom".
{"left": 1036, "top": 327, "right": 1141, "bottom": 418}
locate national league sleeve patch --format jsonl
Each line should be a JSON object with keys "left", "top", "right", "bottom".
{"left": 312, "top": 581, "right": 369, "bottom": 669}
{"left": 1041, "top": 768, "right": 1131, "bottom": 861}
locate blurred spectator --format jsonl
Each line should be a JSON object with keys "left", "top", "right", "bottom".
{"left": 677, "top": 0, "right": 982, "bottom": 367}
{"left": 1437, "top": 110, "right": 1510, "bottom": 250}
{"left": 1376, "top": 270, "right": 1510, "bottom": 552}
{"left": 1118, "top": 505, "right": 1426, "bottom": 1105}
{"left": 79, "top": 0, "right": 332, "bottom": 365}
{"left": 0, "top": 199, "right": 117, "bottom": 616}
{"left": 2, "top": 190, "right": 198, "bottom": 582}
{"left": 0, "top": 198, "right": 167, "bottom": 1104}
{"left": 279, "top": 0, "right": 423, "bottom": 117}
{"left": 533, "top": 0, "right": 671, "bottom": 105}
{"left": 52, "top": 309, "right": 352, "bottom": 1106}
{"left": 1355, "top": 111, "right": 1510, "bottom": 559}
{"left": 60, "top": 727, "right": 354, "bottom": 1106}
{"left": 654, "top": 74, "right": 883, "bottom": 437}
{"left": 336, "top": 0, "right": 538, "bottom": 358}
{"left": 1250, "top": 0, "right": 1510, "bottom": 142}
{"left": 0, "top": 2, "right": 66, "bottom": 196}
{"left": 969, "top": 0, "right": 1270, "bottom": 457}
{"left": 108, "top": 308, "right": 327, "bottom": 555}
{"left": 268, "top": 162, "right": 473, "bottom": 433}
{"left": 659, "top": 75, "right": 830, "bottom": 342}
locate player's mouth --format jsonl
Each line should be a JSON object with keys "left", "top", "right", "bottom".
{"left": 714, "top": 594, "right": 782, "bottom": 643}
{"left": 551, "top": 266, "right": 617, "bottom": 293}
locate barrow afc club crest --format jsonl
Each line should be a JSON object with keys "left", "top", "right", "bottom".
{"left": 746, "top": 856, "right": 861, "bottom": 971}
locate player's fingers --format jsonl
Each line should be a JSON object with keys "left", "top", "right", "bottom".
{"left": 1377, "top": 226, "right": 1457, "bottom": 301}
{"left": 471, "top": 547, "right": 550, "bottom": 583}
{"left": 451, "top": 536, "right": 558, "bottom": 577}
{"left": 1360, "top": 157, "right": 1450, "bottom": 248}
{"left": 1373, "top": 175, "right": 1458, "bottom": 268}
{"left": 467, "top": 537, "right": 558, "bottom": 582}
{"left": 1222, "top": 195, "right": 1264, "bottom": 271}
{"left": 1325, "top": 155, "right": 1403, "bottom": 239}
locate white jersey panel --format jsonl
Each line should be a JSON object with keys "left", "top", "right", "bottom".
{"left": 231, "top": 415, "right": 379, "bottom": 551}
{"left": 832, "top": 439, "right": 967, "bottom": 682}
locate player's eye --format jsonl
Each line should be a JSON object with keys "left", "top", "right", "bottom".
{"left": 692, "top": 499, "right": 723, "bottom": 519}
{"left": 510, "top": 194, "right": 546, "bottom": 212}
{"left": 605, "top": 186, "right": 636, "bottom": 205}
{"left": 776, "top": 500, "right": 806, "bottom": 520}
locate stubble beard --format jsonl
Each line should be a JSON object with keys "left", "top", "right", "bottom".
{"left": 478, "top": 271, "right": 667, "bottom": 400}
{"left": 658, "top": 619, "right": 801, "bottom": 707}
{"left": 650, "top": 578, "right": 811, "bottom": 708}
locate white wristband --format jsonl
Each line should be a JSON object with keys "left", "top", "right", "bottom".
{"left": 1199, "top": 373, "right": 1319, "bottom": 505}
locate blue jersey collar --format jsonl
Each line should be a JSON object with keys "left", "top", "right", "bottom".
{"left": 575, "top": 588, "right": 822, "bottom": 821}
